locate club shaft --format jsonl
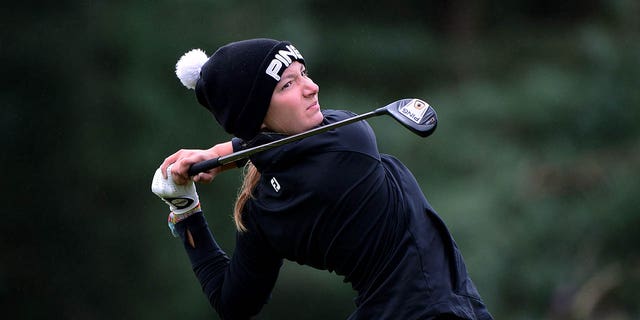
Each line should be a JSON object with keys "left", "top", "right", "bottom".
{"left": 188, "top": 107, "right": 388, "bottom": 176}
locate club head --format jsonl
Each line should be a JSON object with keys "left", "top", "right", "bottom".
{"left": 384, "top": 98, "right": 438, "bottom": 137}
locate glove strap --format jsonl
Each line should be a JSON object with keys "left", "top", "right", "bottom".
{"left": 167, "top": 203, "right": 201, "bottom": 237}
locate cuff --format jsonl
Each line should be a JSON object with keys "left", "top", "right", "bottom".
{"left": 167, "top": 203, "right": 201, "bottom": 237}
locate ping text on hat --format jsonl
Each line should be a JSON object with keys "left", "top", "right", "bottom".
{"left": 265, "top": 45, "right": 304, "bottom": 81}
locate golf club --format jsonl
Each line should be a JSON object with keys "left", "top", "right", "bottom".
{"left": 188, "top": 98, "right": 437, "bottom": 176}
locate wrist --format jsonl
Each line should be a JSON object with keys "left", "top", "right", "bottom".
{"left": 170, "top": 203, "right": 201, "bottom": 223}
{"left": 167, "top": 203, "right": 201, "bottom": 237}
{"left": 211, "top": 141, "right": 234, "bottom": 157}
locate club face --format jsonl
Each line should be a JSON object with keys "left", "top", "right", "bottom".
{"left": 385, "top": 98, "right": 438, "bottom": 137}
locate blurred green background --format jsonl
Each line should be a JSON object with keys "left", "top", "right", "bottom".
{"left": 3, "top": 0, "right": 639, "bottom": 319}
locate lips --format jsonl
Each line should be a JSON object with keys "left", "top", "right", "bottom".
{"left": 307, "top": 101, "right": 319, "bottom": 110}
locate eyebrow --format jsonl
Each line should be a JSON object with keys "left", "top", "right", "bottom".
{"left": 279, "top": 64, "right": 305, "bottom": 83}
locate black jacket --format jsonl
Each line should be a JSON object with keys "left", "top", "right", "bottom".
{"left": 175, "top": 110, "right": 493, "bottom": 319}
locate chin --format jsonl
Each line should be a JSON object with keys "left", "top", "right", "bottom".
{"left": 312, "top": 112, "right": 324, "bottom": 126}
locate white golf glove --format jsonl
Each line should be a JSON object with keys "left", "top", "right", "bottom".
{"left": 151, "top": 164, "right": 200, "bottom": 215}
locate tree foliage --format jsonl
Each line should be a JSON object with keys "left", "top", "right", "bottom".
{"left": 2, "top": 0, "right": 639, "bottom": 319}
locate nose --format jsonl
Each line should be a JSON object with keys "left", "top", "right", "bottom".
{"left": 302, "top": 77, "right": 319, "bottom": 97}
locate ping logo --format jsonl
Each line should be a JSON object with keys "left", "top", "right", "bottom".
{"left": 399, "top": 99, "right": 430, "bottom": 124}
{"left": 265, "top": 45, "right": 304, "bottom": 81}
{"left": 270, "top": 177, "right": 281, "bottom": 192}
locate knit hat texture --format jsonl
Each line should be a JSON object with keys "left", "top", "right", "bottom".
{"left": 175, "top": 38, "right": 305, "bottom": 140}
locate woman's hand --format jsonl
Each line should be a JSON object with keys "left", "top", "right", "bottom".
{"left": 160, "top": 142, "right": 234, "bottom": 185}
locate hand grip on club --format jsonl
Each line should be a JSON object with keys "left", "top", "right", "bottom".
{"left": 188, "top": 158, "right": 221, "bottom": 176}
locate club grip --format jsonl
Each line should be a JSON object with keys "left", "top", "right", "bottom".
{"left": 188, "top": 158, "right": 221, "bottom": 176}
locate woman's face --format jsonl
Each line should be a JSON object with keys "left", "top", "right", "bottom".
{"left": 263, "top": 61, "right": 323, "bottom": 135}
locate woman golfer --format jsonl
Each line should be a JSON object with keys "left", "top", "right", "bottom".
{"left": 152, "top": 38, "right": 493, "bottom": 320}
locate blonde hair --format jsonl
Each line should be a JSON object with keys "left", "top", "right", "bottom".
{"left": 233, "top": 161, "right": 261, "bottom": 232}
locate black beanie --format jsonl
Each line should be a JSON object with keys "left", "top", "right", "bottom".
{"left": 175, "top": 39, "right": 305, "bottom": 140}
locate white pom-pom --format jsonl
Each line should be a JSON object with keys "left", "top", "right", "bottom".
{"left": 175, "top": 49, "right": 208, "bottom": 90}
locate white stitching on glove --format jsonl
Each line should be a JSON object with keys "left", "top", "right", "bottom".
{"left": 151, "top": 164, "right": 200, "bottom": 215}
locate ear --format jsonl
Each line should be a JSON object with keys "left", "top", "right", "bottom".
{"left": 261, "top": 104, "right": 274, "bottom": 130}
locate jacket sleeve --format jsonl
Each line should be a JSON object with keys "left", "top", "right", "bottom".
{"left": 174, "top": 211, "right": 282, "bottom": 319}
{"left": 230, "top": 137, "right": 249, "bottom": 167}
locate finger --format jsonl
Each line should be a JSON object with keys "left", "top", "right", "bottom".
{"left": 173, "top": 158, "right": 197, "bottom": 185}
{"left": 161, "top": 149, "right": 193, "bottom": 179}
{"left": 170, "top": 163, "right": 187, "bottom": 184}
{"left": 160, "top": 153, "right": 181, "bottom": 179}
{"left": 160, "top": 161, "right": 171, "bottom": 179}
{"left": 194, "top": 172, "right": 214, "bottom": 184}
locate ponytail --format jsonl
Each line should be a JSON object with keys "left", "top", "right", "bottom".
{"left": 233, "top": 161, "right": 261, "bottom": 232}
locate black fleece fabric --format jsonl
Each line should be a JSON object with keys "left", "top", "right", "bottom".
{"left": 174, "top": 110, "right": 493, "bottom": 320}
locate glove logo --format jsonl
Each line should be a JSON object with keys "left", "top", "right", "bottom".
{"left": 167, "top": 197, "right": 194, "bottom": 209}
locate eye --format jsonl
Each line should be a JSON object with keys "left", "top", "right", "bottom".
{"left": 281, "top": 81, "right": 293, "bottom": 90}
{"left": 301, "top": 69, "right": 309, "bottom": 77}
